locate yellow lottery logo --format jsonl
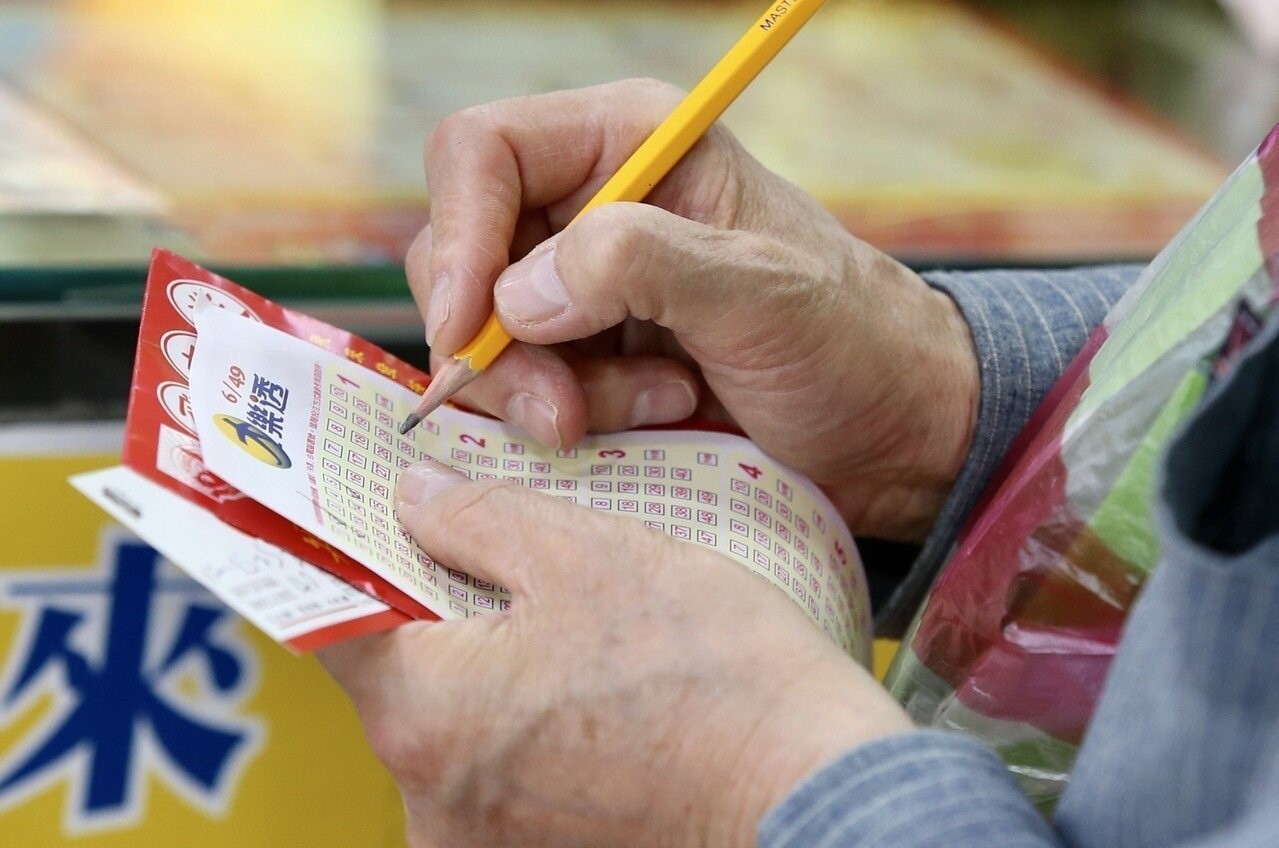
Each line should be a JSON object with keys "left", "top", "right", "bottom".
{"left": 213, "top": 415, "right": 292, "bottom": 469}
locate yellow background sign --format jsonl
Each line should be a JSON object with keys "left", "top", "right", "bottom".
{"left": 0, "top": 424, "right": 405, "bottom": 846}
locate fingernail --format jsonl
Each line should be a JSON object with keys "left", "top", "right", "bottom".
{"left": 425, "top": 273, "right": 451, "bottom": 348}
{"left": 397, "top": 460, "right": 466, "bottom": 507}
{"left": 495, "top": 245, "right": 570, "bottom": 324}
{"left": 507, "top": 392, "right": 562, "bottom": 448}
{"left": 629, "top": 382, "right": 697, "bottom": 428}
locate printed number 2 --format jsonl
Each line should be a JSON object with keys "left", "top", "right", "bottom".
{"left": 460, "top": 434, "right": 487, "bottom": 448}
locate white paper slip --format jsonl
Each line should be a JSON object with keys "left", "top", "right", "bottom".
{"left": 71, "top": 466, "right": 392, "bottom": 651}
{"left": 189, "top": 306, "right": 871, "bottom": 661}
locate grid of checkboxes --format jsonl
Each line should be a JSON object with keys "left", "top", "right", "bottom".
{"left": 318, "top": 367, "right": 509, "bottom": 619}
{"left": 312, "top": 365, "right": 867, "bottom": 652}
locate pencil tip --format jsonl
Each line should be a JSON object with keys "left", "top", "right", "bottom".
{"left": 397, "top": 413, "right": 422, "bottom": 436}
{"left": 396, "top": 359, "right": 481, "bottom": 435}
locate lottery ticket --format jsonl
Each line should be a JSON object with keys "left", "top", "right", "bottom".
{"left": 190, "top": 305, "right": 872, "bottom": 661}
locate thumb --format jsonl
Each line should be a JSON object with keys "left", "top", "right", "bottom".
{"left": 492, "top": 203, "right": 809, "bottom": 348}
{"left": 394, "top": 458, "right": 636, "bottom": 600}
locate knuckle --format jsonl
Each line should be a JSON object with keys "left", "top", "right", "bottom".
{"left": 588, "top": 208, "right": 647, "bottom": 268}
{"left": 446, "top": 478, "right": 522, "bottom": 531}
{"left": 424, "top": 103, "right": 513, "bottom": 178}
{"left": 425, "top": 108, "right": 478, "bottom": 161}
{"left": 575, "top": 208, "right": 662, "bottom": 318}
{"left": 441, "top": 479, "right": 538, "bottom": 587}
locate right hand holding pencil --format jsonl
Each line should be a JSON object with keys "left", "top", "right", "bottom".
{"left": 408, "top": 78, "right": 979, "bottom": 543}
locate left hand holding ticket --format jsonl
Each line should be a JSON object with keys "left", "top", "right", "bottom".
{"left": 317, "top": 460, "right": 912, "bottom": 848}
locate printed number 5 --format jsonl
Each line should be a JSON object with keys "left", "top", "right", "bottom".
{"left": 460, "top": 434, "right": 487, "bottom": 448}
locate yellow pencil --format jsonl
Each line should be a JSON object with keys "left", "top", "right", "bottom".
{"left": 400, "top": 0, "right": 829, "bottom": 435}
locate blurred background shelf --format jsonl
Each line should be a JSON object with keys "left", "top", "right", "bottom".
{"left": 0, "top": 0, "right": 1274, "bottom": 422}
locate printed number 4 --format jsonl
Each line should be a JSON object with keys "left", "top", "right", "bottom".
{"left": 738, "top": 463, "right": 763, "bottom": 480}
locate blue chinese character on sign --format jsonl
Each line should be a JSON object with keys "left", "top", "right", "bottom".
{"left": 0, "top": 538, "right": 260, "bottom": 831}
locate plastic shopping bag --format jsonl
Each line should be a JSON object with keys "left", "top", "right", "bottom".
{"left": 887, "top": 126, "right": 1279, "bottom": 809}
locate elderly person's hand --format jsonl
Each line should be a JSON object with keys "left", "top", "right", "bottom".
{"left": 409, "top": 79, "right": 978, "bottom": 542}
{"left": 318, "top": 461, "right": 913, "bottom": 848}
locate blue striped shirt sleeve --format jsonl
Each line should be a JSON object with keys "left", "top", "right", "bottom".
{"left": 875, "top": 265, "right": 1140, "bottom": 636}
{"left": 759, "top": 732, "right": 1059, "bottom": 848}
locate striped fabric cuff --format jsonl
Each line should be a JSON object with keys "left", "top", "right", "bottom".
{"left": 759, "top": 731, "right": 1058, "bottom": 848}
{"left": 874, "top": 265, "right": 1140, "bottom": 636}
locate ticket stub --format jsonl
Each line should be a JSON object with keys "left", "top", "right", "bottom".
{"left": 71, "top": 466, "right": 391, "bottom": 652}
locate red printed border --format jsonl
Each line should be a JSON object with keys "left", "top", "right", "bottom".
{"left": 124, "top": 249, "right": 432, "bottom": 641}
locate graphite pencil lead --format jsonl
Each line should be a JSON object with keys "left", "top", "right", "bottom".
{"left": 397, "top": 358, "right": 480, "bottom": 433}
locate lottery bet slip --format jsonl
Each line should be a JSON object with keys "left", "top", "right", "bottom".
{"left": 73, "top": 250, "right": 872, "bottom": 664}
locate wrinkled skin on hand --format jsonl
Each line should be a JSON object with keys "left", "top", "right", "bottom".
{"left": 408, "top": 79, "right": 979, "bottom": 543}
{"left": 319, "top": 461, "right": 915, "bottom": 848}
{"left": 316, "top": 78, "right": 985, "bottom": 848}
